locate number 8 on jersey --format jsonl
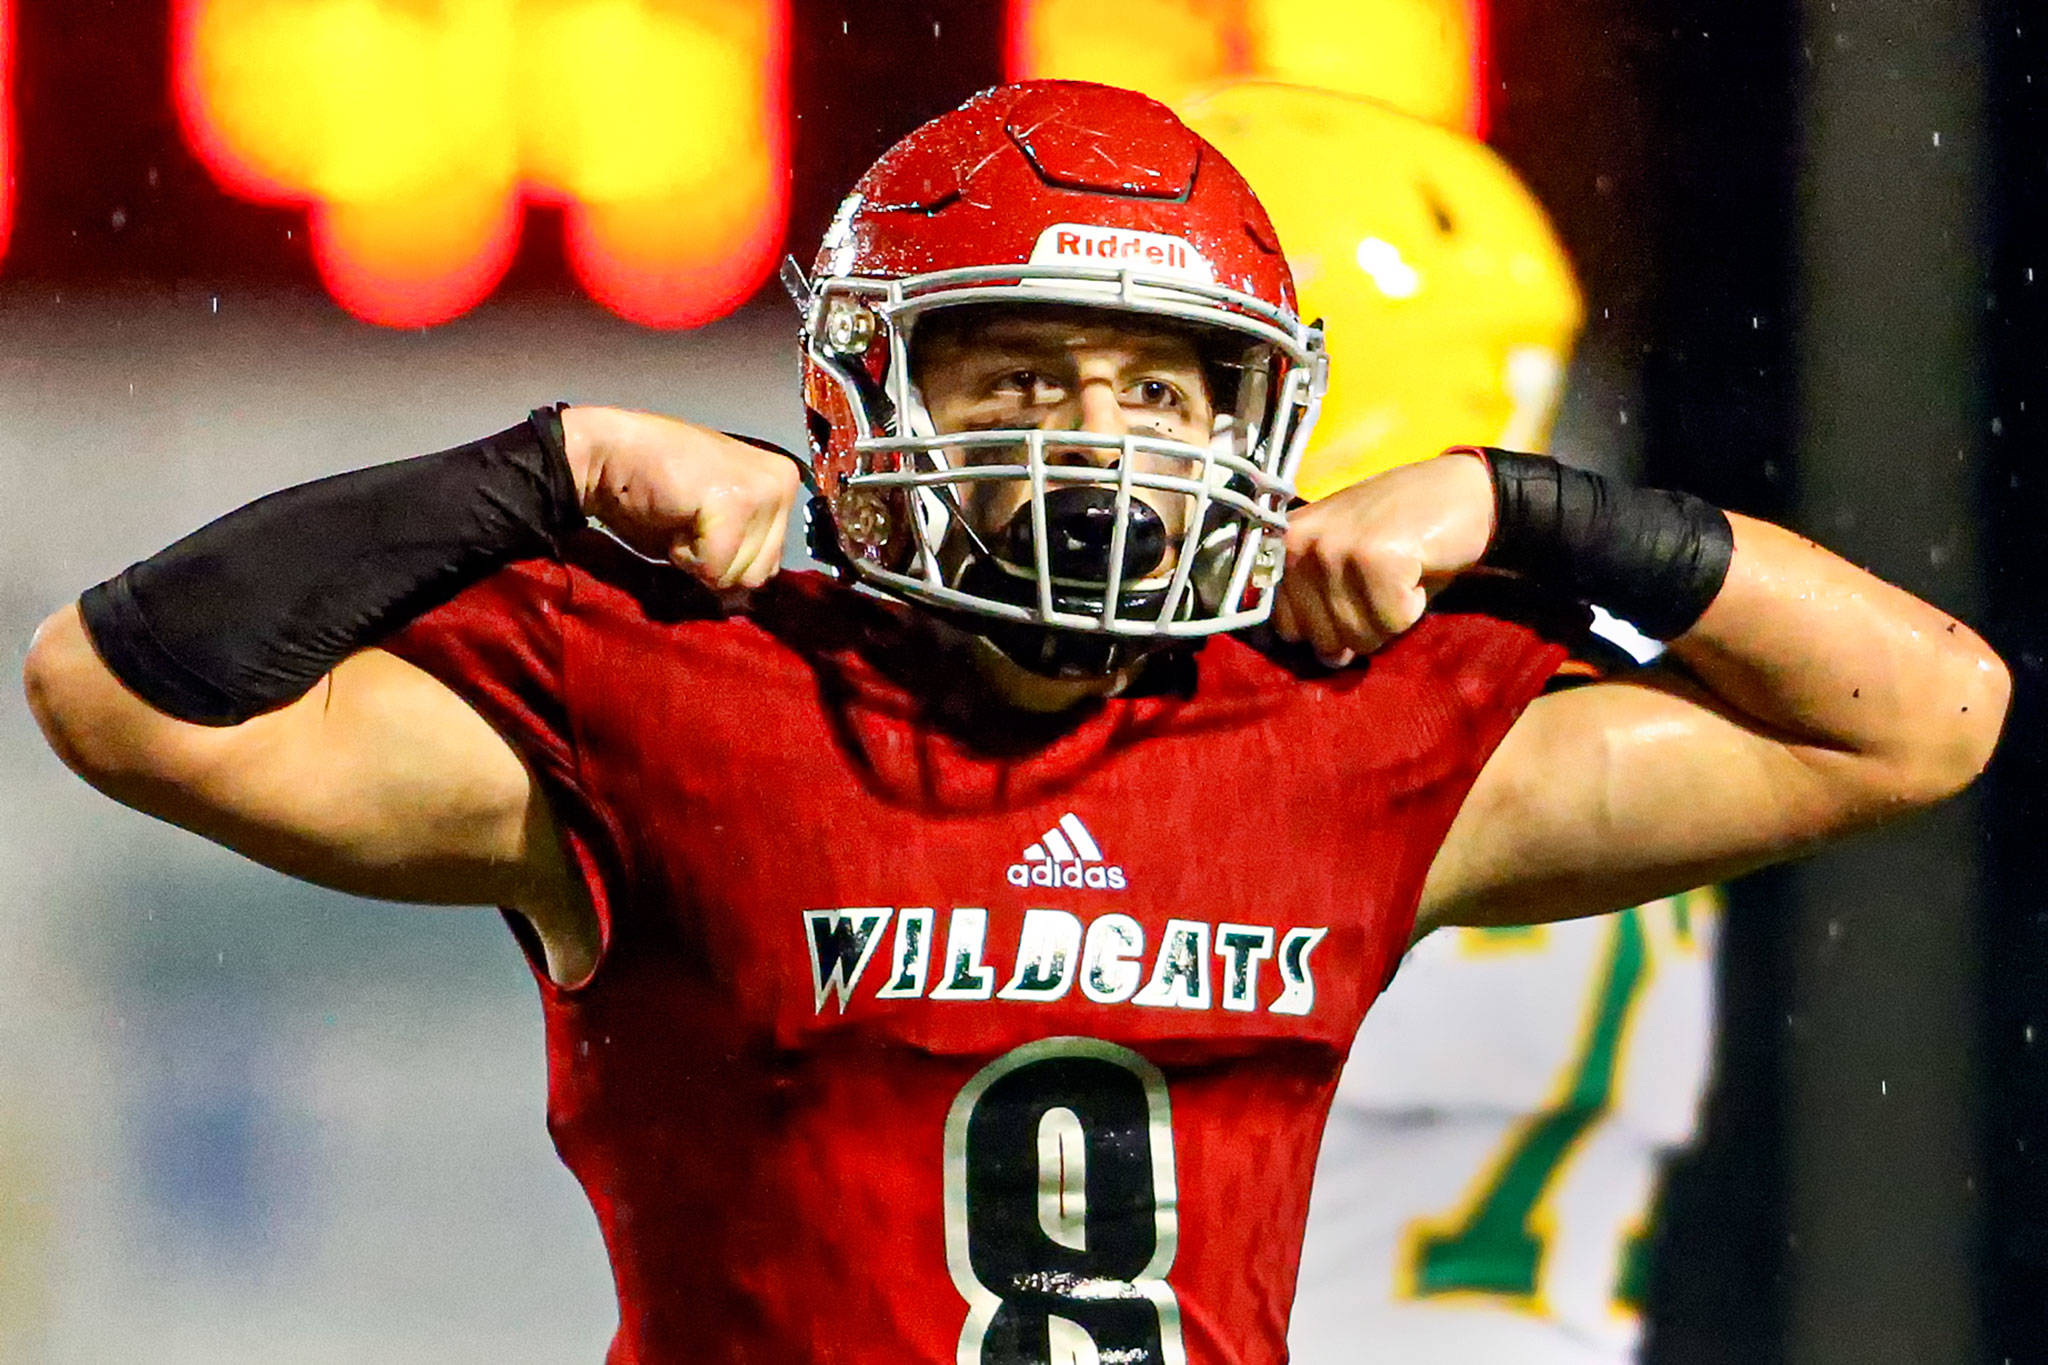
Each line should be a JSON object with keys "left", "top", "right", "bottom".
{"left": 945, "top": 1038, "right": 1188, "bottom": 1364}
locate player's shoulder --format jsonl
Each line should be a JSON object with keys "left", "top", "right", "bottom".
{"left": 552, "top": 532, "right": 864, "bottom": 638}
{"left": 392, "top": 534, "right": 878, "bottom": 683}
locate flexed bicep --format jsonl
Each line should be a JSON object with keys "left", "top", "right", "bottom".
{"left": 23, "top": 406, "right": 791, "bottom": 985}
{"left": 1417, "top": 671, "right": 1859, "bottom": 934}
{"left": 1413, "top": 478, "right": 2006, "bottom": 937}
{"left": 26, "top": 604, "right": 569, "bottom": 914}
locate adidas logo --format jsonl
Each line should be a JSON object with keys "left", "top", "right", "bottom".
{"left": 1006, "top": 813, "right": 1128, "bottom": 890}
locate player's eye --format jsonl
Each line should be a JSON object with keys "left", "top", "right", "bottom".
{"left": 1130, "top": 378, "right": 1187, "bottom": 413}
{"left": 992, "top": 368, "right": 1048, "bottom": 398}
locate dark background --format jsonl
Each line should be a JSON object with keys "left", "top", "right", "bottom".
{"left": 1983, "top": 0, "right": 2048, "bottom": 1359}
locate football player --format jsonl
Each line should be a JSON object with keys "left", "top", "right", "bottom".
{"left": 24, "top": 82, "right": 2006, "bottom": 1365}
{"left": 1182, "top": 82, "right": 1720, "bottom": 1362}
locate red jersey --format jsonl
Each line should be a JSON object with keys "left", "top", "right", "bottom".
{"left": 381, "top": 536, "right": 1568, "bottom": 1365}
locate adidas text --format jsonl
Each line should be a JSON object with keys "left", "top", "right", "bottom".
{"left": 1007, "top": 862, "right": 1127, "bottom": 890}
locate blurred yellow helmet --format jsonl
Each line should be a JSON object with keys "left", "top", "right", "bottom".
{"left": 1010, "top": 0, "right": 1487, "bottom": 132}
{"left": 1179, "top": 81, "right": 1583, "bottom": 499}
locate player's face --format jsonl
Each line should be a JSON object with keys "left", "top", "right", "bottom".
{"left": 914, "top": 309, "right": 1217, "bottom": 576}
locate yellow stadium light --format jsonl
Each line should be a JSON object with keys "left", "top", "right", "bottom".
{"left": 1008, "top": 0, "right": 1486, "bottom": 133}
{"left": 174, "top": 0, "right": 787, "bottom": 329}
{"left": 1180, "top": 81, "right": 1582, "bottom": 498}
{"left": 521, "top": 0, "right": 788, "bottom": 328}
{"left": 1007, "top": 0, "right": 1239, "bottom": 110}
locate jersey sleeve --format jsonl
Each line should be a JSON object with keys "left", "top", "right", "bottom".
{"left": 1426, "top": 578, "right": 1585, "bottom": 732}
{"left": 376, "top": 556, "right": 628, "bottom": 986}
{"left": 1364, "top": 580, "right": 1582, "bottom": 983}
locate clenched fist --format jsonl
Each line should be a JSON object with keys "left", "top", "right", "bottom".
{"left": 561, "top": 406, "right": 803, "bottom": 590}
{"left": 1273, "top": 451, "right": 1497, "bottom": 666}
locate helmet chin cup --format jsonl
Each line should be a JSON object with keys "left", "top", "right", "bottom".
{"left": 1002, "top": 487, "right": 1168, "bottom": 584}
{"left": 954, "top": 559, "right": 1178, "bottom": 678}
{"left": 978, "top": 620, "right": 1170, "bottom": 680}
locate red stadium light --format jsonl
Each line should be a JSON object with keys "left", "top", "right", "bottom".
{"left": 0, "top": 0, "right": 12, "bottom": 267}
{"left": 173, "top": 0, "right": 789, "bottom": 329}
{"left": 1008, "top": 0, "right": 1490, "bottom": 137}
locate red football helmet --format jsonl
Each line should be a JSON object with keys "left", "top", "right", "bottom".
{"left": 792, "top": 80, "right": 1326, "bottom": 675}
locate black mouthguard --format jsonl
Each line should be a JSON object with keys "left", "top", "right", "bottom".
{"left": 1001, "top": 486, "right": 1167, "bottom": 583}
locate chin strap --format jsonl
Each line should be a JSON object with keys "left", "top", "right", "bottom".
{"left": 806, "top": 494, "right": 852, "bottom": 574}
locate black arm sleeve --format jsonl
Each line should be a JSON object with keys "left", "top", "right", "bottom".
{"left": 1472, "top": 447, "right": 1735, "bottom": 641}
{"left": 78, "top": 408, "right": 584, "bottom": 726}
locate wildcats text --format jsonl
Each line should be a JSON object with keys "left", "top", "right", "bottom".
{"left": 803, "top": 907, "right": 1326, "bottom": 1018}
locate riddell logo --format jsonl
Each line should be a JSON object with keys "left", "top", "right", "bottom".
{"left": 1007, "top": 812, "right": 1128, "bottom": 890}
{"left": 1029, "top": 223, "right": 1217, "bottom": 284}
